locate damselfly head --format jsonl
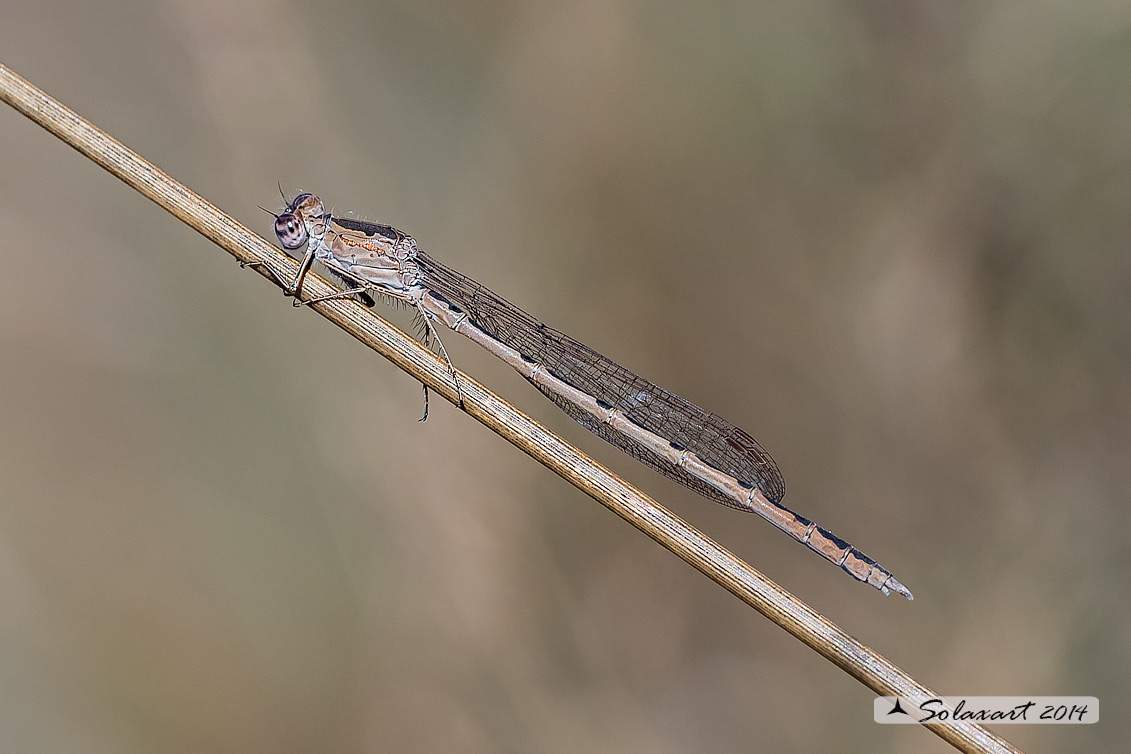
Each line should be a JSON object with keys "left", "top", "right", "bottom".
{"left": 274, "top": 193, "right": 326, "bottom": 249}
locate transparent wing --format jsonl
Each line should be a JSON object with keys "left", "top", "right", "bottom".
{"left": 414, "top": 250, "right": 786, "bottom": 508}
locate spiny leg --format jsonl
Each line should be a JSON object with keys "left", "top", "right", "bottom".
{"left": 414, "top": 300, "right": 465, "bottom": 411}
{"left": 242, "top": 249, "right": 317, "bottom": 305}
{"left": 414, "top": 323, "right": 433, "bottom": 422}
{"left": 294, "top": 286, "right": 374, "bottom": 308}
{"left": 241, "top": 259, "right": 293, "bottom": 290}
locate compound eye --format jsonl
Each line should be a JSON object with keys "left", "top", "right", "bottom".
{"left": 274, "top": 213, "right": 308, "bottom": 249}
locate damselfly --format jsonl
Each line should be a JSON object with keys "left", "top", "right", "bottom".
{"left": 256, "top": 192, "right": 913, "bottom": 599}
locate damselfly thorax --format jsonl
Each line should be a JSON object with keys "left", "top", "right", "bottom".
{"left": 275, "top": 193, "right": 425, "bottom": 304}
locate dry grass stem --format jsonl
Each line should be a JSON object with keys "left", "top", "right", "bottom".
{"left": 1, "top": 62, "right": 1023, "bottom": 754}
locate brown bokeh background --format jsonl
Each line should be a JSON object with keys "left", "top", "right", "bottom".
{"left": 1, "top": 2, "right": 1127, "bottom": 752}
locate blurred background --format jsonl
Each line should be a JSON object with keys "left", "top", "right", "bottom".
{"left": 1, "top": 2, "right": 1127, "bottom": 752}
